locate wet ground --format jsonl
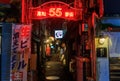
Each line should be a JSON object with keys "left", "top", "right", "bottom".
{"left": 44, "top": 54, "right": 74, "bottom": 81}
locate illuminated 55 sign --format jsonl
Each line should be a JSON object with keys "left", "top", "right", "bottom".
{"left": 31, "top": 1, "right": 80, "bottom": 20}
{"left": 36, "top": 8, "right": 74, "bottom": 18}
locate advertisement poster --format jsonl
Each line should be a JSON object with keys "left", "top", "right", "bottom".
{"left": 10, "top": 24, "right": 31, "bottom": 81}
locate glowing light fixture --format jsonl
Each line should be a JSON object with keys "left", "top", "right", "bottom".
{"left": 98, "top": 37, "right": 105, "bottom": 45}
{"left": 98, "top": 34, "right": 106, "bottom": 45}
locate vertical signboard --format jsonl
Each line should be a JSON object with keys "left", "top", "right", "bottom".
{"left": 95, "top": 37, "right": 110, "bottom": 81}
{"left": 10, "top": 24, "right": 31, "bottom": 81}
{"left": 1, "top": 23, "right": 12, "bottom": 81}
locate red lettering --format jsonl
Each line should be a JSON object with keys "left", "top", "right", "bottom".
{"left": 65, "top": 12, "right": 74, "bottom": 17}
{"left": 21, "top": 26, "right": 30, "bottom": 37}
{"left": 37, "top": 11, "right": 46, "bottom": 16}
{"left": 49, "top": 8, "right": 62, "bottom": 17}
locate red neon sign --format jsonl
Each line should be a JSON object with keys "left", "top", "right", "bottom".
{"left": 35, "top": 7, "right": 74, "bottom": 18}
{"left": 30, "top": 1, "right": 80, "bottom": 20}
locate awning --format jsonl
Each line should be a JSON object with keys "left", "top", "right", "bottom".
{"left": 102, "top": 17, "right": 120, "bottom": 26}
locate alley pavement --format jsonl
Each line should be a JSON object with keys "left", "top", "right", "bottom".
{"left": 44, "top": 54, "right": 74, "bottom": 81}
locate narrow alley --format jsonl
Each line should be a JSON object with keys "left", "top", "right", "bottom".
{"left": 2, "top": 1, "right": 120, "bottom": 81}
{"left": 44, "top": 54, "right": 74, "bottom": 81}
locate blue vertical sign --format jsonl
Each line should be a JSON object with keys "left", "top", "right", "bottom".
{"left": 1, "top": 23, "right": 12, "bottom": 81}
{"left": 97, "top": 58, "right": 110, "bottom": 81}
{"left": 95, "top": 38, "right": 110, "bottom": 81}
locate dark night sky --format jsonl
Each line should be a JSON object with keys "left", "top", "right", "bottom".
{"left": 1, "top": 0, "right": 120, "bottom": 16}
{"left": 104, "top": 0, "right": 120, "bottom": 15}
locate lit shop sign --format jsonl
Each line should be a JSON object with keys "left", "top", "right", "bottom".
{"left": 30, "top": 1, "right": 79, "bottom": 20}
{"left": 55, "top": 30, "right": 63, "bottom": 39}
